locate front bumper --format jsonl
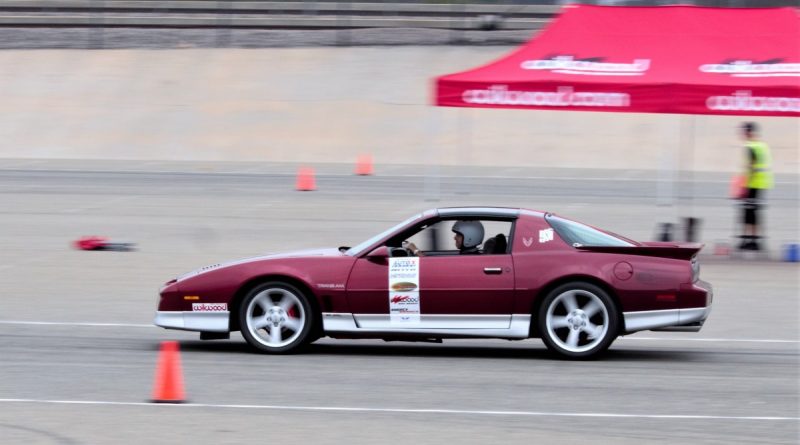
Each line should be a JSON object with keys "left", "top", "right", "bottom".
{"left": 154, "top": 311, "right": 230, "bottom": 332}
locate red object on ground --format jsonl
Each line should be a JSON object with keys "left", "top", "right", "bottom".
{"left": 355, "top": 154, "right": 374, "bottom": 176}
{"left": 296, "top": 167, "right": 317, "bottom": 191}
{"left": 151, "top": 341, "right": 186, "bottom": 403}
{"left": 713, "top": 242, "right": 731, "bottom": 256}
{"left": 435, "top": 5, "right": 799, "bottom": 116}
{"left": 74, "top": 236, "right": 108, "bottom": 250}
{"left": 729, "top": 175, "right": 747, "bottom": 199}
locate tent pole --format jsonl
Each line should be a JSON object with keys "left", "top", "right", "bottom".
{"left": 456, "top": 107, "right": 473, "bottom": 195}
{"left": 656, "top": 114, "right": 679, "bottom": 242}
{"left": 677, "top": 114, "right": 697, "bottom": 242}
{"left": 679, "top": 114, "right": 695, "bottom": 216}
{"left": 657, "top": 115, "right": 675, "bottom": 205}
{"left": 424, "top": 106, "right": 441, "bottom": 202}
{"left": 688, "top": 115, "right": 696, "bottom": 218}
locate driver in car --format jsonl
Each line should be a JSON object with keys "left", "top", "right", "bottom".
{"left": 406, "top": 220, "right": 484, "bottom": 256}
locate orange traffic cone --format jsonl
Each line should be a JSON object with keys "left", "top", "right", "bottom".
{"left": 151, "top": 341, "right": 186, "bottom": 403}
{"left": 355, "top": 154, "right": 374, "bottom": 176}
{"left": 296, "top": 166, "right": 316, "bottom": 191}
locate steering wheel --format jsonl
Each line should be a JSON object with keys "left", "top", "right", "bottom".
{"left": 389, "top": 247, "right": 413, "bottom": 257}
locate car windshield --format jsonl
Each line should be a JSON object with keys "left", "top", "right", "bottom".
{"left": 546, "top": 215, "right": 636, "bottom": 247}
{"left": 346, "top": 213, "right": 424, "bottom": 256}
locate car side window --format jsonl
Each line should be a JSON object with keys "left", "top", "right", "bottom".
{"left": 401, "top": 219, "right": 513, "bottom": 256}
{"left": 404, "top": 221, "right": 452, "bottom": 254}
{"left": 545, "top": 215, "right": 635, "bottom": 247}
{"left": 480, "top": 220, "right": 513, "bottom": 255}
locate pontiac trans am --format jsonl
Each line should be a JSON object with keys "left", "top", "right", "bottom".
{"left": 155, "top": 207, "right": 712, "bottom": 359}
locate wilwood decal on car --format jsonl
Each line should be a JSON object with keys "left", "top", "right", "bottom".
{"left": 192, "top": 303, "right": 228, "bottom": 312}
{"left": 388, "top": 257, "right": 420, "bottom": 324}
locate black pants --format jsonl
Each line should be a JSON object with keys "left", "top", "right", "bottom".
{"left": 743, "top": 188, "right": 760, "bottom": 225}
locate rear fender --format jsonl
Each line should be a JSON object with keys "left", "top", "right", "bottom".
{"left": 528, "top": 275, "right": 624, "bottom": 337}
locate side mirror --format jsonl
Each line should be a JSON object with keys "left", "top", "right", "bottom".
{"left": 367, "top": 245, "right": 389, "bottom": 259}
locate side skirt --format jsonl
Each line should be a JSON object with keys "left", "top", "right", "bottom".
{"left": 322, "top": 313, "right": 531, "bottom": 339}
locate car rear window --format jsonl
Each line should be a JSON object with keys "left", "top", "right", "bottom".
{"left": 545, "top": 215, "right": 636, "bottom": 247}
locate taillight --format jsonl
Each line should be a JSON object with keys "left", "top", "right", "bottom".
{"left": 690, "top": 256, "right": 700, "bottom": 282}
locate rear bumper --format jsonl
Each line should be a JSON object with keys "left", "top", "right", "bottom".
{"left": 623, "top": 280, "right": 713, "bottom": 333}
{"left": 153, "top": 311, "right": 230, "bottom": 332}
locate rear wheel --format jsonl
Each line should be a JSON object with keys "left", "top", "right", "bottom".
{"left": 239, "top": 282, "right": 314, "bottom": 354}
{"left": 538, "top": 282, "right": 618, "bottom": 359}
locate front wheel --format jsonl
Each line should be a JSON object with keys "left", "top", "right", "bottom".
{"left": 537, "top": 282, "right": 619, "bottom": 359}
{"left": 239, "top": 282, "right": 315, "bottom": 354}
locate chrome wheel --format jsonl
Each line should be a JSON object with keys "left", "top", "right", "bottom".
{"left": 241, "top": 283, "right": 310, "bottom": 352}
{"left": 538, "top": 282, "right": 618, "bottom": 359}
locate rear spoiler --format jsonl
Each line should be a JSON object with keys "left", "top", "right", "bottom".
{"left": 575, "top": 242, "right": 704, "bottom": 260}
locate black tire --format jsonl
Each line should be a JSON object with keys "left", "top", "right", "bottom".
{"left": 238, "top": 281, "right": 315, "bottom": 354}
{"left": 537, "top": 282, "right": 619, "bottom": 359}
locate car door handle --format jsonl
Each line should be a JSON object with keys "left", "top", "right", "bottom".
{"left": 483, "top": 267, "right": 503, "bottom": 275}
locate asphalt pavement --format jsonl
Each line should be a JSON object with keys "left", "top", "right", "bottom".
{"left": 0, "top": 161, "right": 797, "bottom": 444}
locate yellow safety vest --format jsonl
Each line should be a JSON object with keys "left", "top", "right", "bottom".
{"left": 746, "top": 141, "right": 773, "bottom": 190}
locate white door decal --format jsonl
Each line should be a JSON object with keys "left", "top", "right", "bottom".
{"left": 388, "top": 257, "right": 420, "bottom": 324}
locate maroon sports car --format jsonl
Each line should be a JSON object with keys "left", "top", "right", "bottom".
{"left": 155, "top": 207, "right": 712, "bottom": 359}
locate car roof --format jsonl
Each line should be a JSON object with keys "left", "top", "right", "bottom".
{"left": 435, "top": 207, "right": 545, "bottom": 218}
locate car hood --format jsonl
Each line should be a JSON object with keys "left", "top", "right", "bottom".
{"left": 250, "top": 247, "right": 344, "bottom": 261}
{"left": 177, "top": 247, "right": 343, "bottom": 281}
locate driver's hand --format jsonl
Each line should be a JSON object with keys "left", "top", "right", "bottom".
{"left": 405, "top": 242, "right": 421, "bottom": 256}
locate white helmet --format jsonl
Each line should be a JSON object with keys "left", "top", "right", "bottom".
{"left": 452, "top": 220, "right": 484, "bottom": 249}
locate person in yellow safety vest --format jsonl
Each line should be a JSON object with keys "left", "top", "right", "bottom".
{"left": 739, "top": 122, "right": 773, "bottom": 251}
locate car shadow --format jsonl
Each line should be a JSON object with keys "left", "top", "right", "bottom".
{"left": 169, "top": 339, "right": 700, "bottom": 362}
{"left": 306, "top": 342, "right": 549, "bottom": 360}
{"left": 601, "top": 348, "right": 703, "bottom": 362}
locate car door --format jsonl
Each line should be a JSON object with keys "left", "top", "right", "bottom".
{"left": 345, "top": 250, "right": 515, "bottom": 330}
{"left": 416, "top": 254, "right": 514, "bottom": 328}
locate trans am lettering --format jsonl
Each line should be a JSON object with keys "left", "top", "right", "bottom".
{"left": 317, "top": 283, "right": 345, "bottom": 289}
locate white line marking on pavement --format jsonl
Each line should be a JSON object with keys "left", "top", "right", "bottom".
{"left": 0, "top": 399, "right": 795, "bottom": 421}
{"left": 61, "top": 195, "right": 141, "bottom": 214}
{"left": 0, "top": 320, "right": 797, "bottom": 344}
{"left": 0, "top": 320, "right": 152, "bottom": 328}
{"left": 9, "top": 167, "right": 797, "bottom": 185}
{"left": 621, "top": 337, "right": 799, "bottom": 344}
{"left": 0, "top": 253, "right": 65, "bottom": 272}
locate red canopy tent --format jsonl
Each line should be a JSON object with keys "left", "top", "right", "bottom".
{"left": 435, "top": 5, "right": 799, "bottom": 117}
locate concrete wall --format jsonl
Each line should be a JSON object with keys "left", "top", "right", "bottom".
{"left": 0, "top": 47, "right": 797, "bottom": 173}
